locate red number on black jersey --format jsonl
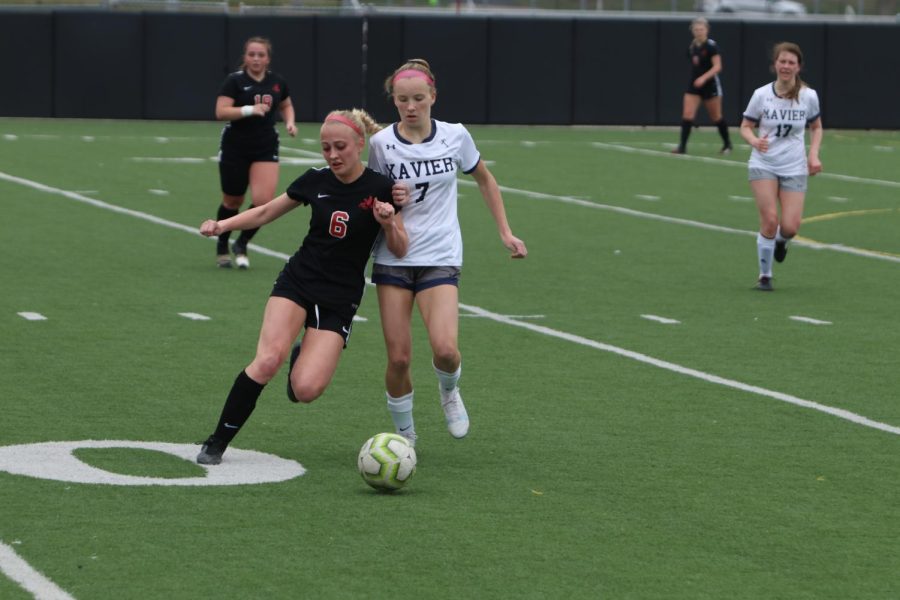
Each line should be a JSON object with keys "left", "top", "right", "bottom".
{"left": 329, "top": 211, "right": 349, "bottom": 238}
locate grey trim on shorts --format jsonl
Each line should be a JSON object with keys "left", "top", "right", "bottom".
{"left": 748, "top": 168, "right": 807, "bottom": 192}
{"left": 371, "top": 264, "right": 461, "bottom": 293}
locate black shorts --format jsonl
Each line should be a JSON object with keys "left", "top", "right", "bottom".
{"left": 270, "top": 269, "right": 355, "bottom": 347}
{"left": 371, "top": 264, "right": 460, "bottom": 294}
{"left": 218, "top": 135, "right": 279, "bottom": 197}
{"left": 686, "top": 77, "right": 722, "bottom": 100}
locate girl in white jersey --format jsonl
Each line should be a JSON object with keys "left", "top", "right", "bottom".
{"left": 367, "top": 59, "right": 528, "bottom": 446}
{"left": 740, "top": 42, "right": 823, "bottom": 291}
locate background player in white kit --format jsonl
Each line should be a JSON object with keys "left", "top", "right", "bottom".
{"left": 740, "top": 42, "right": 823, "bottom": 291}
{"left": 367, "top": 59, "right": 528, "bottom": 446}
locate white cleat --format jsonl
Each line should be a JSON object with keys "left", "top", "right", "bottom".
{"left": 440, "top": 387, "right": 469, "bottom": 438}
{"left": 234, "top": 253, "right": 250, "bottom": 269}
{"left": 396, "top": 427, "right": 417, "bottom": 448}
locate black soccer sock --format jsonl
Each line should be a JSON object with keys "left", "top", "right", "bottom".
{"left": 236, "top": 205, "right": 260, "bottom": 246}
{"left": 679, "top": 120, "right": 693, "bottom": 151}
{"left": 716, "top": 119, "right": 731, "bottom": 148}
{"left": 216, "top": 205, "right": 239, "bottom": 253}
{"left": 212, "top": 370, "right": 266, "bottom": 444}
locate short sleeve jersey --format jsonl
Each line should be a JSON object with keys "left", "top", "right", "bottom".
{"left": 743, "top": 83, "right": 821, "bottom": 176}
{"left": 283, "top": 167, "right": 395, "bottom": 312}
{"left": 367, "top": 119, "right": 480, "bottom": 267}
{"left": 218, "top": 70, "right": 290, "bottom": 142}
{"left": 689, "top": 39, "right": 720, "bottom": 81}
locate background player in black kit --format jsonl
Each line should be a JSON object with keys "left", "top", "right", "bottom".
{"left": 213, "top": 36, "right": 297, "bottom": 269}
{"left": 673, "top": 18, "right": 732, "bottom": 155}
{"left": 195, "top": 109, "right": 409, "bottom": 465}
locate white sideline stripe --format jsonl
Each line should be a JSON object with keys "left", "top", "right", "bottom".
{"left": 5, "top": 170, "right": 900, "bottom": 437}
{"left": 459, "top": 303, "right": 900, "bottom": 437}
{"left": 790, "top": 315, "right": 833, "bottom": 325}
{"left": 459, "top": 182, "right": 900, "bottom": 265}
{"left": 635, "top": 194, "right": 660, "bottom": 201}
{"left": 17, "top": 312, "right": 47, "bottom": 321}
{"left": 461, "top": 313, "right": 545, "bottom": 319}
{"left": 0, "top": 542, "right": 75, "bottom": 600}
{"left": 0, "top": 170, "right": 289, "bottom": 262}
{"left": 641, "top": 314, "right": 680, "bottom": 324}
{"left": 589, "top": 141, "right": 900, "bottom": 189}
{"left": 178, "top": 312, "right": 210, "bottom": 321}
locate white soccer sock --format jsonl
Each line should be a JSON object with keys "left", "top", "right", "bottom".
{"left": 386, "top": 391, "right": 415, "bottom": 433}
{"left": 433, "top": 362, "right": 461, "bottom": 397}
{"left": 757, "top": 232, "right": 775, "bottom": 277}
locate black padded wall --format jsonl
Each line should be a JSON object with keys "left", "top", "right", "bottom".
{"left": 54, "top": 11, "right": 143, "bottom": 119}
{"left": 314, "top": 16, "right": 365, "bottom": 121}
{"left": 363, "top": 15, "right": 405, "bottom": 124}
{"left": 574, "top": 19, "right": 659, "bottom": 125}
{"left": 824, "top": 24, "right": 900, "bottom": 129}
{"left": 402, "top": 16, "right": 490, "bottom": 125}
{"left": 0, "top": 13, "right": 53, "bottom": 117}
{"left": 488, "top": 18, "right": 574, "bottom": 125}
{"left": 226, "top": 16, "right": 317, "bottom": 123}
{"left": 1, "top": 11, "right": 897, "bottom": 129}
{"left": 143, "top": 12, "right": 227, "bottom": 120}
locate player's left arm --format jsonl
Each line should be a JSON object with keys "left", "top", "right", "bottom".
{"left": 807, "top": 117, "right": 823, "bottom": 175}
{"left": 279, "top": 98, "right": 297, "bottom": 137}
{"left": 469, "top": 160, "right": 527, "bottom": 259}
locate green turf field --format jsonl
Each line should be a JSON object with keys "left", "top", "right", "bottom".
{"left": 1, "top": 118, "right": 898, "bottom": 599}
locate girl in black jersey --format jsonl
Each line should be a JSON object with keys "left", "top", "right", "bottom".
{"left": 195, "top": 109, "right": 409, "bottom": 465}
{"left": 213, "top": 37, "right": 297, "bottom": 269}
{"left": 673, "top": 18, "right": 732, "bottom": 155}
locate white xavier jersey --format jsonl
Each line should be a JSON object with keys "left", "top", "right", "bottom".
{"left": 743, "top": 83, "right": 821, "bottom": 176}
{"left": 368, "top": 119, "right": 480, "bottom": 266}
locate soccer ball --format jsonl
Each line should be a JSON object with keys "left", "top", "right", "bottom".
{"left": 357, "top": 433, "right": 417, "bottom": 491}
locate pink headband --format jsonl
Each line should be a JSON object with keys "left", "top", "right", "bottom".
{"left": 324, "top": 114, "right": 363, "bottom": 137}
{"left": 392, "top": 69, "right": 434, "bottom": 87}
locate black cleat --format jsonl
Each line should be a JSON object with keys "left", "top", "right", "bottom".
{"left": 754, "top": 276, "right": 774, "bottom": 291}
{"left": 286, "top": 342, "right": 301, "bottom": 402}
{"left": 774, "top": 240, "right": 788, "bottom": 263}
{"left": 197, "top": 435, "right": 227, "bottom": 465}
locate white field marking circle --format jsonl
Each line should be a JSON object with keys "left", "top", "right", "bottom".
{"left": 0, "top": 542, "right": 75, "bottom": 600}
{"left": 0, "top": 440, "right": 305, "bottom": 486}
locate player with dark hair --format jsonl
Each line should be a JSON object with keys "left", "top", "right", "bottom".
{"left": 196, "top": 109, "right": 408, "bottom": 465}
{"left": 740, "top": 42, "right": 823, "bottom": 291}
{"left": 213, "top": 36, "right": 296, "bottom": 269}
{"left": 673, "top": 17, "right": 732, "bottom": 155}
{"left": 367, "top": 58, "right": 528, "bottom": 447}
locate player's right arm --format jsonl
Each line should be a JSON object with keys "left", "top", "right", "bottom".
{"left": 200, "top": 193, "right": 296, "bottom": 236}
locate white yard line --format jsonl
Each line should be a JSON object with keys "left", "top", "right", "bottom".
{"left": 0, "top": 542, "right": 75, "bottom": 600}
{"left": 790, "top": 315, "right": 833, "bottom": 325}
{"left": 459, "top": 181, "right": 900, "bottom": 264}
{"left": 3, "top": 170, "right": 898, "bottom": 437}
{"left": 589, "top": 141, "right": 900, "bottom": 189}
{"left": 641, "top": 314, "right": 680, "bottom": 324}
{"left": 460, "top": 303, "right": 899, "bottom": 437}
